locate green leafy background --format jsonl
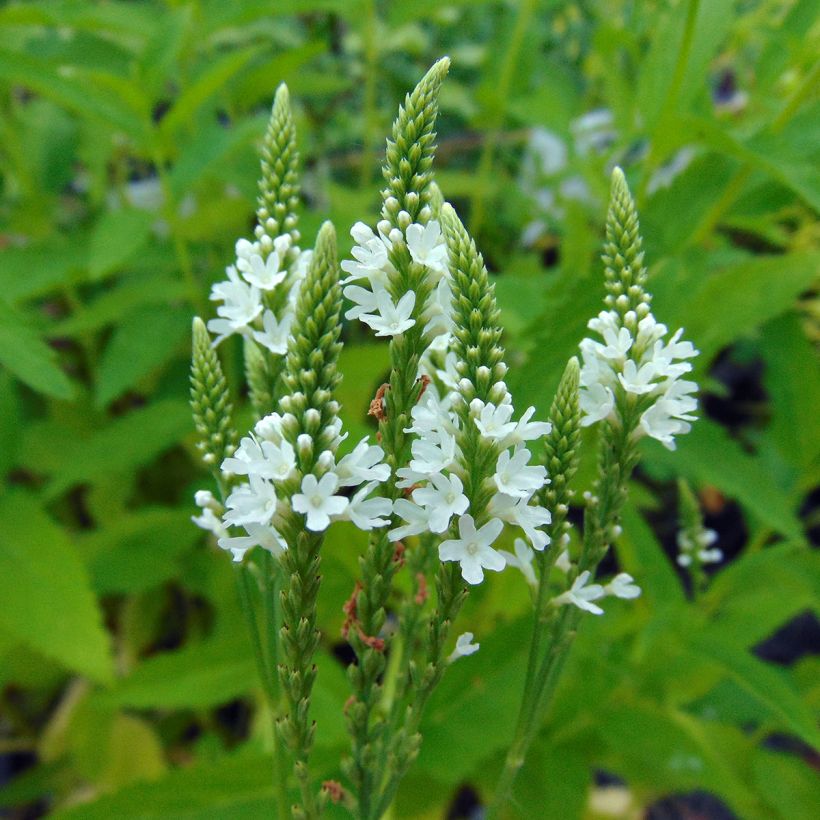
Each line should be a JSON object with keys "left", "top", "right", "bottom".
{"left": 1, "top": 1, "right": 818, "bottom": 817}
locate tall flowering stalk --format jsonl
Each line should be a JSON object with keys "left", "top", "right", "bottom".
{"left": 341, "top": 57, "right": 451, "bottom": 819}
{"left": 488, "top": 167, "right": 699, "bottom": 812}
{"left": 189, "top": 63, "right": 701, "bottom": 819}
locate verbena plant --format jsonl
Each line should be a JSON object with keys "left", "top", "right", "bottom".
{"left": 191, "top": 59, "right": 701, "bottom": 818}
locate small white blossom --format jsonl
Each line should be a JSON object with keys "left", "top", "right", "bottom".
{"left": 344, "top": 482, "right": 393, "bottom": 530}
{"left": 224, "top": 474, "right": 279, "bottom": 526}
{"left": 253, "top": 309, "right": 293, "bottom": 355}
{"left": 389, "top": 499, "right": 429, "bottom": 541}
{"left": 474, "top": 401, "right": 516, "bottom": 441}
{"left": 412, "top": 472, "right": 469, "bottom": 533}
{"left": 488, "top": 492, "right": 551, "bottom": 550}
{"left": 448, "top": 632, "right": 480, "bottom": 662}
{"left": 344, "top": 283, "right": 383, "bottom": 321}
{"left": 500, "top": 538, "right": 538, "bottom": 588}
{"left": 241, "top": 248, "right": 287, "bottom": 290}
{"left": 292, "top": 472, "right": 348, "bottom": 531}
{"left": 359, "top": 290, "right": 416, "bottom": 337}
{"left": 409, "top": 431, "right": 458, "bottom": 475}
{"left": 405, "top": 221, "right": 449, "bottom": 275}
{"left": 604, "top": 572, "right": 641, "bottom": 600}
{"left": 494, "top": 449, "right": 548, "bottom": 499}
{"left": 334, "top": 438, "right": 390, "bottom": 487}
{"left": 439, "top": 514, "right": 505, "bottom": 585}
{"left": 553, "top": 570, "right": 605, "bottom": 615}
{"left": 208, "top": 266, "right": 263, "bottom": 345}
{"left": 222, "top": 435, "right": 296, "bottom": 481}
{"left": 218, "top": 523, "right": 285, "bottom": 562}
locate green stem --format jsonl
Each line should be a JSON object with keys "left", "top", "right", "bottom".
{"left": 261, "top": 551, "right": 290, "bottom": 819}
{"left": 469, "top": 0, "right": 537, "bottom": 236}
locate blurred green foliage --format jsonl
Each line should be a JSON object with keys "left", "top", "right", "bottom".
{"left": 0, "top": 1, "right": 818, "bottom": 817}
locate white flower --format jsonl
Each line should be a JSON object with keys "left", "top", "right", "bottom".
{"left": 555, "top": 549, "right": 572, "bottom": 573}
{"left": 494, "top": 449, "right": 548, "bottom": 498}
{"left": 334, "top": 438, "right": 390, "bottom": 487}
{"left": 344, "top": 283, "right": 383, "bottom": 321}
{"left": 409, "top": 430, "right": 458, "bottom": 475}
{"left": 506, "top": 406, "right": 551, "bottom": 446}
{"left": 553, "top": 570, "right": 605, "bottom": 615}
{"left": 222, "top": 435, "right": 296, "bottom": 481}
{"left": 488, "top": 492, "right": 551, "bottom": 550}
{"left": 618, "top": 360, "right": 657, "bottom": 395}
{"left": 406, "top": 388, "right": 458, "bottom": 437}
{"left": 341, "top": 222, "right": 392, "bottom": 288}
{"left": 241, "top": 249, "right": 287, "bottom": 290}
{"left": 292, "top": 472, "right": 348, "bottom": 531}
{"left": 218, "top": 522, "right": 286, "bottom": 562}
{"left": 359, "top": 290, "right": 416, "bottom": 337}
{"left": 604, "top": 572, "right": 641, "bottom": 600}
{"left": 223, "top": 475, "right": 279, "bottom": 526}
{"left": 207, "top": 266, "right": 263, "bottom": 345}
{"left": 254, "top": 412, "right": 286, "bottom": 443}
{"left": 192, "top": 507, "right": 228, "bottom": 540}
{"left": 500, "top": 538, "right": 538, "bottom": 588}
{"left": 406, "top": 221, "right": 449, "bottom": 275}
{"left": 474, "top": 401, "right": 516, "bottom": 440}
{"left": 448, "top": 632, "right": 480, "bottom": 662}
{"left": 412, "top": 472, "right": 469, "bottom": 533}
{"left": 344, "top": 482, "right": 393, "bottom": 530}
{"left": 439, "top": 514, "right": 505, "bottom": 585}
{"left": 253, "top": 309, "right": 293, "bottom": 355}
{"left": 388, "top": 499, "right": 429, "bottom": 541}
{"left": 579, "top": 382, "right": 615, "bottom": 426}
{"left": 423, "top": 276, "right": 454, "bottom": 336}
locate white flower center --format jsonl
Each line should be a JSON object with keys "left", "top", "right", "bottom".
{"left": 465, "top": 541, "right": 479, "bottom": 556}
{"left": 310, "top": 494, "right": 324, "bottom": 507}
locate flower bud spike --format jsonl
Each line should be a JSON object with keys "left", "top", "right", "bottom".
{"left": 381, "top": 57, "right": 450, "bottom": 225}
{"left": 603, "top": 167, "right": 648, "bottom": 316}
{"left": 190, "top": 317, "right": 236, "bottom": 472}
{"left": 257, "top": 83, "right": 301, "bottom": 248}
{"left": 243, "top": 336, "right": 275, "bottom": 418}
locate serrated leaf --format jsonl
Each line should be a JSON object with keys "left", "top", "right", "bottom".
{"left": 96, "top": 305, "right": 190, "bottom": 407}
{"left": 0, "top": 48, "right": 146, "bottom": 137}
{"left": 159, "top": 46, "right": 262, "bottom": 140}
{"left": 89, "top": 208, "right": 156, "bottom": 280}
{"left": 0, "top": 493, "right": 112, "bottom": 683}
{"left": 53, "top": 748, "right": 275, "bottom": 819}
{"left": 82, "top": 508, "right": 201, "bottom": 594}
{"left": 45, "top": 399, "right": 192, "bottom": 498}
{"left": 688, "top": 631, "right": 820, "bottom": 751}
{"left": 0, "top": 300, "right": 74, "bottom": 399}
{"left": 643, "top": 418, "right": 802, "bottom": 539}
{"left": 101, "top": 638, "right": 256, "bottom": 710}
{"left": 652, "top": 252, "right": 820, "bottom": 368}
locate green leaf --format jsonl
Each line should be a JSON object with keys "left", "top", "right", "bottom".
{"left": 0, "top": 239, "right": 88, "bottom": 305}
{"left": 752, "top": 747, "right": 820, "bottom": 820}
{"left": 83, "top": 508, "right": 201, "bottom": 594}
{"left": 652, "top": 252, "right": 820, "bottom": 367}
{"left": 88, "top": 208, "right": 156, "bottom": 280}
{"left": 643, "top": 418, "right": 802, "bottom": 539}
{"left": 101, "top": 638, "right": 256, "bottom": 710}
{"left": 618, "top": 502, "right": 685, "bottom": 609}
{"left": 159, "top": 46, "right": 262, "bottom": 140}
{"left": 0, "top": 48, "right": 146, "bottom": 138}
{"left": 96, "top": 304, "right": 190, "bottom": 407}
{"left": 0, "top": 492, "right": 112, "bottom": 683}
{"left": 759, "top": 314, "right": 820, "bottom": 476}
{"left": 53, "top": 748, "right": 276, "bottom": 819}
{"left": 687, "top": 631, "right": 820, "bottom": 750}
{"left": 0, "top": 300, "right": 74, "bottom": 399}
{"left": 45, "top": 399, "right": 192, "bottom": 498}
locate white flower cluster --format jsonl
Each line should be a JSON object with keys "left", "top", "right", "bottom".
{"left": 207, "top": 233, "right": 311, "bottom": 352}
{"left": 677, "top": 527, "right": 722, "bottom": 567}
{"left": 343, "top": 219, "right": 452, "bottom": 338}
{"left": 193, "top": 412, "right": 391, "bottom": 562}
{"left": 553, "top": 570, "right": 641, "bottom": 615}
{"left": 579, "top": 309, "right": 698, "bottom": 449}
{"left": 388, "top": 386, "right": 552, "bottom": 585}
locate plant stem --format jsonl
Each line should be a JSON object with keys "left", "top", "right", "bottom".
{"left": 233, "top": 561, "right": 290, "bottom": 816}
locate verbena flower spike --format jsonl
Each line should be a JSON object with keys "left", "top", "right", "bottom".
{"left": 190, "top": 66, "right": 699, "bottom": 820}
{"left": 677, "top": 478, "right": 722, "bottom": 595}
